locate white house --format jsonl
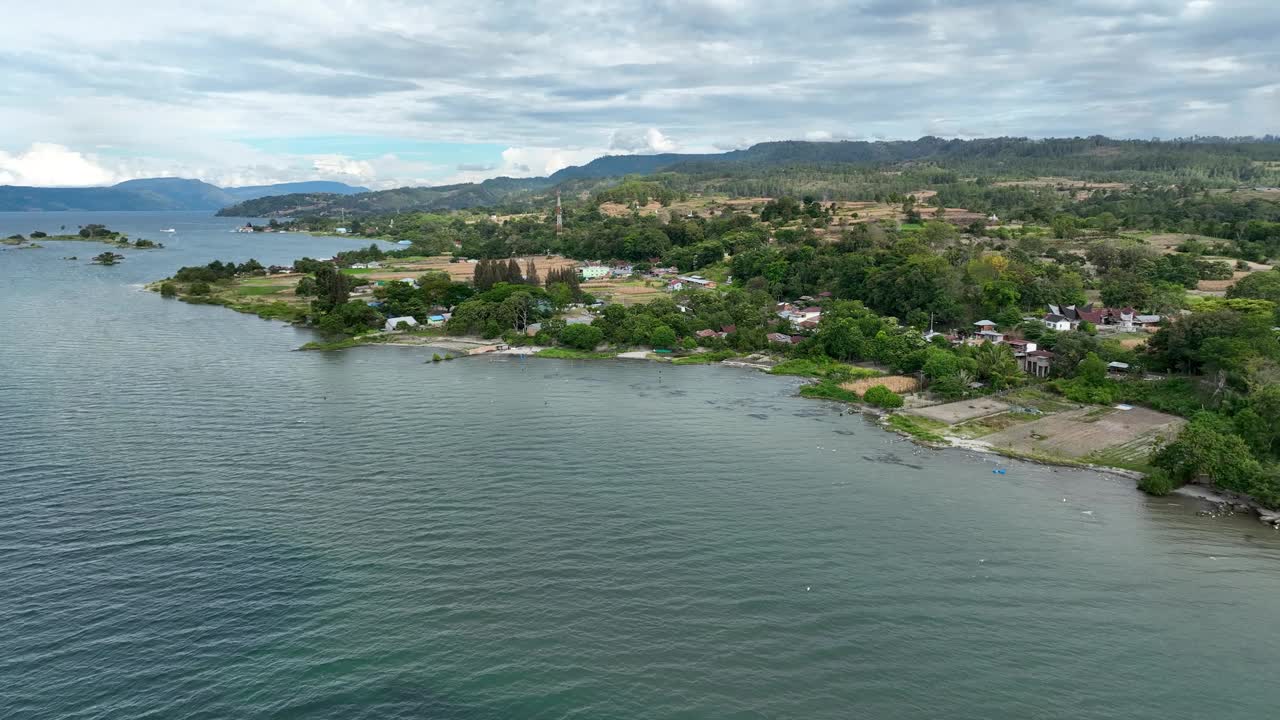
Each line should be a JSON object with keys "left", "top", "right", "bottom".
{"left": 384, "top": 316, "right": 419, "bottom": 332}
{"left": 1042, "top": 313, "right": 1072, "bottom": 332}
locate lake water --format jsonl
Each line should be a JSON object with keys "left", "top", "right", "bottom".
{"left": 2, "top": 211, "right": 1279, "bottom": 719}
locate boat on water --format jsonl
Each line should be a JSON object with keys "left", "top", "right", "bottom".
{"left": 160, "top": 228, "right": 176, "bottom": 233}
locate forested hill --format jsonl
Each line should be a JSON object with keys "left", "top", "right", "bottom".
{"left": 0, "top": 178, "right": 369, "bottom": 212}
{"left": 216, "top": 136, "right": 1280, "bottom": 217}
{"left": 216, "top": 176, "right": 556, "bottom": 217}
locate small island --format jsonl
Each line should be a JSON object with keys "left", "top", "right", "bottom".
{"left": 21, "top": 224, "right": 166, "bottom": 250}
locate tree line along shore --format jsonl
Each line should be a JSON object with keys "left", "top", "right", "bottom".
{"left": 150, "top": 144, "right": 1280, "bottom": 520}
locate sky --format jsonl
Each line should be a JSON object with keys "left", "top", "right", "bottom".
{"left": 2, "top": 0, "right": 1277, "bottom": 189}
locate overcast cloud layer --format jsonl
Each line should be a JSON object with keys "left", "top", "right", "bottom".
{"left": 2, "top": 0, "right": 1277, "bottom": 188}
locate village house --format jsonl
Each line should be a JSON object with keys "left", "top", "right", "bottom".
{"left": 1021, "top": 349, "right": 1054, "bottom": 378}
{"left": 766, "top": 332, "right": 795, "bottom": 345}
{"left": 1044, "top": 304, "right": 1161, "bottom": 332}
{"left": 1042, "top": 313, "right": 1073, "bottom": 332}
{"left": 1005, "top": 339, "right": 1038, "bottom": 355}
{"left": 676, "top": 275, "right": 718, "bottom": 289}
{"left": 775, "top": 303, "right": 821, "bottom": 325}
{"left": 666, "top": 279, "right": 684, "bottom": 292}
{"left": 970, "top": 320, "right": 1004, "bottom": 344}
{"left": 384, "top": 316, "right": 419, "bottom": 332}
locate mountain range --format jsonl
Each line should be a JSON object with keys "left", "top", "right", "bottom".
{"left": 0, "top": 178, "right": 369, "bottom": 212}
{"left": 215, "top": 136, "right": 1280, "bottom": 218}
{"left": 8, "top": 136, "right": 1280, "bottom": 216}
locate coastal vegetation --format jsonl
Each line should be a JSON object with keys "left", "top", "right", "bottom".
{"left": 3, "top": 225, "right": 164, "bottom": 250}
{"left": 147, "top": 136, "right": 1280, "bottom": 512}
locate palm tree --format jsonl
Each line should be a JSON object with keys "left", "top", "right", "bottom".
{"left": 976, "top": 343, "right": 1022, "bottom": 390}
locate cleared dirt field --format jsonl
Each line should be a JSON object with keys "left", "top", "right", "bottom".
{"left": 906, "top": 398, "right": 1011, "bottom": 425}
{"left": 981, "top": 405, "right": 1184, "bottom": 465}
{"left": 1195, "top": 260, "right": 1271, "bottom": 293}
{"left": 993, "top": 177, "right": 1129, "bottom": 200}
{"left": 351, "top": 255, "right": 580, "bottom": 283}
{"left": 582, "top": 279, "right": 666, "bottom": 306}
{"left": 842, "top": 375, "right": 919, "bottom": 395}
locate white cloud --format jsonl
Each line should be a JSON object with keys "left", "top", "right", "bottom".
{"left": 609, "top": 128, "right": 680, "bottom": 154}
{"left": 311, "top": 155, "right": 377, "bottom": 180}
{"left": 0, "top": 143, "right": 121, "bottom": 186}
{"left": 1183, "top": 100, "right": 1227, "bottom": 111}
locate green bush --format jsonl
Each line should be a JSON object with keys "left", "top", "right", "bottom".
{"left": 159, "top": 282, "right": 177, "bottom": 298}
{"left": 559, "top": 323, "right": 604, "bottom": 350}
{"left": 188, "top": 281, "right": 212, "bottom": 296}
{"left": 1051, "top": 377, "right": 1116, "bottom": 404}
{"left": 862, "top": 384, "right": 904, "bottom": 408}
{"left": 1138, "top": 470, "right": 1180, "bottom": 496}
{"left": 799, "top": 380, "right": 861, "bottom": 403}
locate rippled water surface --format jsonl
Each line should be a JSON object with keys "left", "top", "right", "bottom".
{"left": 2, "top": 212, "right": 1280, "bottom": 719}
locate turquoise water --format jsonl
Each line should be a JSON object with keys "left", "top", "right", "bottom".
{"left": 2, "top": 212, "right": 1279, "bottom": 719}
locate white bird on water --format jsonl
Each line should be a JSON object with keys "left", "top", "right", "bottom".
{"left": 805, "top": 586, "right": 811, "bottom": 591}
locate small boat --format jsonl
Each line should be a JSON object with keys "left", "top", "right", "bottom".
{"left": 160, "top": 228, "right": 176, "bottom": 233}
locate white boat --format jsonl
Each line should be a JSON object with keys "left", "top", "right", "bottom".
{"left": 161, "top": 228, "right": 176, "bottom": 233}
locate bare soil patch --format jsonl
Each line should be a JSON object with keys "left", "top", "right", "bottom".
{"left": 981, "top": 406, "right": 1184, "bottom": 463}
{"left": 357, "top": 255, "right": 579, "bottom": 283}
{"left": 906, "top": 398, "right": 1011, "bottom": 425}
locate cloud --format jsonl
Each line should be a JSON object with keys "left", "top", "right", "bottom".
{"left": 609, "top": 128, "right": 680, "bottom": 154}
{"left": 0, "top": 0, "right": 1276, "bottom": 187}
{"left": 311, "top": 155, "right": 377, "bottom": 180}
{"left": 0, "top": 143, "right": 121, "bottom": 186}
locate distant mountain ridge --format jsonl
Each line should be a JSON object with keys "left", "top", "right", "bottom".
{"left": 0, "top": 178, "right": 369, "bottom": 212}
{"left": 216, "top": 135, "right": 1280, "bottom": 218}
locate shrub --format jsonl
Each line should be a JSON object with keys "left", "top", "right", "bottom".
{"left": 188, "top": 281, "right": 212, "bottom": 296}
{"left": 1138, "top": 470, "right": 1180, "bottom": 496}
{"left": 432, "top": 353, "right": 443, "bottom": 362}
{"left": 650, "top": 325, "right": 677, "bottom": 350}
{"left": 559, "top": 323, "right": 604, "bottom": 351}
{"left": 862, "top": 384, "right": 904, "bottom": 408}
{"left": 1051, "top": 377, "right": 1116, "bottom": 404}
{"left": 159, "top": 282, "right": 177, "bottom": 298}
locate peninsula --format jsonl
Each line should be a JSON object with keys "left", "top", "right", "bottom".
{"left": 152, "top": 136, "right": 1280, "bottom": 522}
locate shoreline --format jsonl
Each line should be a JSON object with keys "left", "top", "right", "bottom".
{"left": 146, "top": 285, "right": 1278, "bottom": 524}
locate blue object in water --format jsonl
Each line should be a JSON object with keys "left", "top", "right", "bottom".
{"left": 993, "top": 469, "right": 1007, "bottom": 474}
